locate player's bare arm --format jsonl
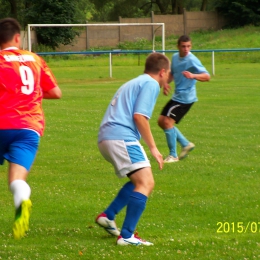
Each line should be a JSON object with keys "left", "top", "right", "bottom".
{"left": 43, "top": 86, "right": 62, "bottom": 99}
{"left": 167, "top": 72, "right": 173, "bottom": 83}
{"left": 163, "top": 84, "right": 171, "bottom": 96}
{"left": 162, "top": 72, "right": 173, "bottom": 96}
{"left": 133, "top": 113, "right": 163, "bottom": 170}
{"left": 182, "top": 71, "right": 210, "bottom": 81}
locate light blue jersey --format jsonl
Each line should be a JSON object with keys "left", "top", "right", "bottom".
{"left": 171, "top": 52, "right": 209, "bottom": 104}
{"left": 98, "top": 74, "right": 160, "bottom": 142}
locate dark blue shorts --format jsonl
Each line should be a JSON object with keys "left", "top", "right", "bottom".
{"left": 0, "top": 129, "right": 40, "bottom": 171}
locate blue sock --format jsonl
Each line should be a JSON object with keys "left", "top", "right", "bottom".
{"left": 120, "top": 191, "right": 147, "bottom": 239}
{"left": 164, "top": 128, "right": 177, "bottom": 157}
{"left": 175, "top": 126, "right": 189, "bottom": 147}
{"left": 104, "top": 181, "right": 134, "bottom": 220}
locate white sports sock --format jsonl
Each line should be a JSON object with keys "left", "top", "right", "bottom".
{"left": 9, "top": 180, "right": 31, "bottom": 209}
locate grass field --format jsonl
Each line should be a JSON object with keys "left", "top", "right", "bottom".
{"left": 0, "top": 44, "right": 260, "bottom": 259}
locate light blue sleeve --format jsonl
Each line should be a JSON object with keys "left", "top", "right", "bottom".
{"left": 134, "top": 81, "right": 160, "bottom": 118}
{"left": 188, "top": 55, "right": 210, "bottom": 74}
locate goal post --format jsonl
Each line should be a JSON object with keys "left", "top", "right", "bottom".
{"left": 27, "top": 23, "right": 165, "bottom": 54}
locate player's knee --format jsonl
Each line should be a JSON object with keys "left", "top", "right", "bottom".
{"left": 146, "top": 178, "right": 155, "bottom": 195}
{"left": 157, "top": 116, "right": 165, "bottom": 129}
{"left": 135, "top": 178, "right": 154, "bottom": 196}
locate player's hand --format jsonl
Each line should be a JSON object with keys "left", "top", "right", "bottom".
{"left": 163, "top": 83, "right": 171, "bottom": 96}
{"left": 150, "top": 147, "right": 164, "bottom": 170}
{"left": 182, "top": 71, "right": 195, "bottom": 79}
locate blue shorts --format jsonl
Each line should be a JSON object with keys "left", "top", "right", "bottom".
{"left": 0, "top": 129, "right": 40, "bottom": 171}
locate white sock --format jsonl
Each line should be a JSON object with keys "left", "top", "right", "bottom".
{"left": 9, "top": 180, "right": 31, "bottom": 209}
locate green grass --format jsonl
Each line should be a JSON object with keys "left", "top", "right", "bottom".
{"left": 1, "top": 29, "right": 260, "bottom": 259}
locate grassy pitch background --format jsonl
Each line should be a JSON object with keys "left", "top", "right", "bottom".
{"left": 0, "top": 54, "right": 259, "bottom": 259}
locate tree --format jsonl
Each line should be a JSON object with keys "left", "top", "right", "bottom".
{"left": 214, "top": 0, "right": 260, "bottom": 27}
{"left": 0, "top": 0, "right": 215, "bottom": 24}
{"left": 89, "top": 0, "right": 206, "bottom": 20}
{"left": 0, "top": 0, "right": 29, "bottom": 28}
{"left": 154, "top": 0, "right": 169, "bottom": 14}
{"left": 0, "top": 0, "right": 90, "bottom": 48}
{"left": 200, "top": 0, "right": 208, "bottom": 11}
{"left": 7, "top": 0, "right": 17, "bottom": 18}
{"left": 171, "top": 0, "right": 179, "bottom": 14}
{"left": 89, "top": 0, "right": 146, "bottom": 21}
{"left": 25, "top": 0, "right": 89, "bottom": 49}
{"left": 0, "top": 1, "right": 14, "bottom": 20}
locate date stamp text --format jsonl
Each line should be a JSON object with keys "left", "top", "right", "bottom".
{"left": 217, "top": 222, "right": 260, "bottom": 233}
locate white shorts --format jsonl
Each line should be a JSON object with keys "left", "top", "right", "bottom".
{"left": 98, "top": 140, "right": 151, "bottom": 178}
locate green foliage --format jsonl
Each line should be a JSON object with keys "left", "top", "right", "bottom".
{"left": 26, "top": 0, "right": 81, "bottom": 48}
{"left": 188, "top": 26, "right": 260, "bottom": 49}
{"left": 110, "top": 0, "right": 147, "bottom": 20}
{"left": 89, "top": 0, "right": 145, "bottom": 21}
{"left": 117, "top": 37, "right": 150, "bottom": 50}
{"left": 88, "top": 0, "right": 215, "bottom": 21}
{"left": 0, "top": 0, "right": 90, "bottom": 48}
{"left": 0, "top": 1, "right": 12, "bottom": 20}
{"left": 0, "top": 0, "right": 30, "bottom": 28}
{"left": 74, "top": 0, "right": 95, "bottom": 22}
{"left": 32, "top": 43, "right": 55, "bottom": 52}
{"left": 214, "top": 0, "right": 260, "bottom": 27}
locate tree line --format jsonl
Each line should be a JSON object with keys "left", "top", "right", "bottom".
{"left": 1, "top": 0, "right": 259, "bottom": 48}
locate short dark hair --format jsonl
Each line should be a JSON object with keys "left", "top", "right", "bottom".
{"left": 177, "top": 35, "right": 191, "bottom": 45}
{"left": 144, "top": 52, "right": 170, "bottom": 74}
{"left": 0, "top": 18, "right": 21, "bottom": 45}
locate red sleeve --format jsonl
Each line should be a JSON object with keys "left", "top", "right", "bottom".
{"left": 39, "top": 56, "right": 58, "bottom": 91}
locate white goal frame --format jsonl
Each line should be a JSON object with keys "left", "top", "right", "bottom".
{"left": 27, "top": 23, "right": 165, "bottom": 53}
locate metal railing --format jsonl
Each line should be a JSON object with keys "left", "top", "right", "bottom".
{"left": 37, "top": 48, "right": 260, "bottom": 77}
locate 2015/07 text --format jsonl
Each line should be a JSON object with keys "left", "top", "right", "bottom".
{"left": 217, "top": 222, "right": 260, "bottom": 233}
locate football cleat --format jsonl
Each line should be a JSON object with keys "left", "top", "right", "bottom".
{"left": 164, "top": 155, "right": 179, "bottom": 163}
{"left": 96, "top": 212, "right": 120, "bottom": 236}
{"left": 117, "top": 232, "right": 153, "bottom": 246}
{"left": 179, "top": 142, "right": 195, "bottom": 160}
{"left": 13, "top": 199, "right": 32, "bottom": 239}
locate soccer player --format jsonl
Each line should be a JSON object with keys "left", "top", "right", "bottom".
{"left": 0, "top": 18, "right": 62, "bottom": 239}
{"left": 158, "top": 35, "right": 210, "bottom": 163}
{"left": 96, "top": 52, "right": 170, "bottom": 246}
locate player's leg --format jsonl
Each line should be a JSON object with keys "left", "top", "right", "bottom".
{"left": 164, "top": 125, "right": 195, "bottom": 160}
{"left": 158, "top": 115, "right": 179, "bottom": 162}
{"left": 158, "top": 101, "right": 194, "bottom": 162}
{"left": 9, "top": 163, "right": 32, "bottom": 239}
{"left": 96, "top": 140, "right": 138, "bottom": 236}
{"left": 96, "top": 181, "right": 134, "bottom": 236}
{"left": 158, "top": 100, "right": 180, "bottom": 162}
{"left": 175, "top": 126, "right": 195, "bottom": 159}
{"left": 174, "top": 103, "right": 195, "bottom": 159}
{"left": 97, "top": 139, "right": 153, "bottom": 244}
{"left": 117, "top": 167, "right": 154, "bottom": 246}
{"left": 104, "top": 181, "right": 134, "bottom": 219}
{"left": 3, "top": 129, "right": 39, "bottom": 239}
{"left": 175, "top": 126, "right": 189, "bottom": 147}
